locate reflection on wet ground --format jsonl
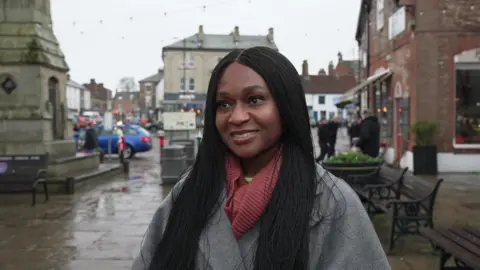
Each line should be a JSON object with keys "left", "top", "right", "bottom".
{"left": 0, "top": 133, "right": 478, "bottom": 269}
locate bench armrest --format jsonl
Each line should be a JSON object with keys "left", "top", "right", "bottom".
{"left": 35, "top": 169, "right": 47, "bottom": 180}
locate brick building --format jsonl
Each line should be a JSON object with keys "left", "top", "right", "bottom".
{"left": 339, "top": 0, "right": 480, "bottom": 173}
{"left": 112, "top": 92, "right": 140, "bottom": 115}
{"left": 83, "top": 79, "right": 113, "bottom": 113}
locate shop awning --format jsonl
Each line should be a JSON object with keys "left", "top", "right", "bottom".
{"left": 336, "top": 68, "right": 393, "bottom": 108}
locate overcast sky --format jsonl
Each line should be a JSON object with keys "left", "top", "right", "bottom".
{"left": 52, "top": 0, "right": 360, "bottom": 90}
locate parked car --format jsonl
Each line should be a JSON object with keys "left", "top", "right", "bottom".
{"left": 73, "top": 125, "right": 152, "bottom": 159}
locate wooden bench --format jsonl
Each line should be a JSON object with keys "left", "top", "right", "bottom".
{"left": 0, "top": 154, "right": 49, "bottom": 206}
{"left": 421, "top": 227, "right": 480, "bottom": 270}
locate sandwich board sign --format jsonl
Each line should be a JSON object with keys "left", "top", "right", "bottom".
{"left": 163, "top": 112, "right": 196, "bottom": 131}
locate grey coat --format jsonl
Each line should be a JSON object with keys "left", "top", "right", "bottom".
{"left": 132, "top": 164, "right": 390, "bottom": 269}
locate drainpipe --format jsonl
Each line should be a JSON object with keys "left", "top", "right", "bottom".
{"left": 365, "top": 1, "right": 371, "bottom": 111}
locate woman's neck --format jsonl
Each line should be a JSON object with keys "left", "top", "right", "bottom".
{"left": 240, "top": 145, "right": 280, "bottom": 177}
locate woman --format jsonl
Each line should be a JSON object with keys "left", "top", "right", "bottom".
{"left": 133, "top": 47, "right": 389, "bottom": 270}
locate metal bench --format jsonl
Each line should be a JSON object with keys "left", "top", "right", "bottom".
{"left": 421, "top": 227, "right": 480, "bottom": 270}
{"left": 0, "top": 154, "right": 49, "bottom": 206}
{"left": 349, "top": 169, "right": 443, "bottom": 251}
{"left": 347, "top": 164, "right": 407, "bottom": 205}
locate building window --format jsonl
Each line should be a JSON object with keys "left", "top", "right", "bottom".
{"left": 455, "top": 69, "right": 480, "bottom": 144}
{"left": 328, "top": 111, "right": 335, "bottom": 119}
{"left": 130, "top": 94, "right": 134, "bottom": 100}
{"left": 118, "top": 96, "right": 122, "bottom": 100}
{"left": 376, "top": 0, "right": 384, "bottom": 30}
{"left": 318, "top": 95, "right": 325, "bottom": 104}
{"left": 180, "top": 77, "right": 185, "bottom": 90}
{"left": 189, "top": 78, "right": 195, "bottom": 91}
{"left": 320, "top": 110, "right": 327, "bottom": 120}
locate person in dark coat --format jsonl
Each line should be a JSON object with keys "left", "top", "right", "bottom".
{"left": 315, "top": 120, "right": 329, "bottom": 162}
{"left": 356, "top": 109, "right": 380, "bottom": 157}
{"left": 326, "top": 118, "right": 339, "bottom": 157}
{"left": 348, "top": 118, "right": 362, "bottom": 147}
{"left": 83, "top": 123, "right": 98, "bottom": 153}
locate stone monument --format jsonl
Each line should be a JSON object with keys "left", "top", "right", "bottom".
{"left": 0, "top": 0, "right": 122, "bottom": 192}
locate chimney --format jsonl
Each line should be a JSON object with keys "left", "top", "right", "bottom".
{"left": 318, "top": 69, "right": 326, "bottom": 75}
{"left": 267, "top": 27, "right": 274, "bottom": 43}
{"left": 337, "top": 52, "right": 343, "bottom": 63}
{"left": 158, "top": 68, "right": 163, "bottom": 73}
{"left": 67, "top": 74, "right": 70, "bottom": 80}
{"left": 99, "top": 83, "right": 104, "bottom": 89}
{"left": 198, "top": 25, "right": 204, "bottom": 43}
{"left": 90, "top": 78, "right": 95, "bottom": 84}
{"left": 302, "top": 60, "right": 309, "bottom": 76}
{"left": 328, "top": 61, "right": 334, "bottom": 75}
{"left": 233, "top": 26, "right": 240, "bottom": 42}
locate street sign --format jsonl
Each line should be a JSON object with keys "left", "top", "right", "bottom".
{"left": 163, "top": 112, "right": 196, "bottom": 131}
{"left": 104, "top": 112, "right": 113, "bottom": 131}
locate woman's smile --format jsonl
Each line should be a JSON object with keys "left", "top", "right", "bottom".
{"left": 230, "top": 130, "right": 259, "bottom": 145}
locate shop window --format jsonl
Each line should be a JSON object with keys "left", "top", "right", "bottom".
{"left": 374, "top": 82, "right": 392, "bottom": 140}
{"left": 455, "top": 69, "right": 480, "bottom": 144}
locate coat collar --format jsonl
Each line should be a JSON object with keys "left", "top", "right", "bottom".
{"left": 197, "top": 164, "right": 327, "bottom": 268}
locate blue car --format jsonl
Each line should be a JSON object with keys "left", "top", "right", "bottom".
{"left": 74, "top": 125, "right": 152, "bottom": 158}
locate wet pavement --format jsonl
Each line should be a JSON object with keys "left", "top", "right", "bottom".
{"left": 0, "top": 130, "right": 478, "bottom": 269}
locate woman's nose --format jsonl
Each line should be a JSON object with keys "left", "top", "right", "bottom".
{"left": 228, "top": 104, "right": 250, "bottom": 125}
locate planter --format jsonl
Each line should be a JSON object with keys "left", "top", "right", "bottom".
{"left": 413, "top": 145, "right": 437, "bottom": 175}
{"left": 322, "top": 161, "right": 382, "bottom": 184}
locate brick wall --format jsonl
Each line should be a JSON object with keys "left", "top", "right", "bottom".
{"left": 413, "top": 0, "right": 480, "bottom": 151}
{"left": 361, "top": 0, "right": 480, "bottom": 152}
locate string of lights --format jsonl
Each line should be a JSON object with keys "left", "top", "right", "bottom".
{"left": 66, "top": 0, "right": 243, "bottom": 35}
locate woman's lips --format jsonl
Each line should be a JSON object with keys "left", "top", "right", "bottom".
{"left": 230, "top": 130, "right": 259, "bottom": 145}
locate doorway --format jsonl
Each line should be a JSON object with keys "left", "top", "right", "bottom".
{"left": 48, "top": 77, "right": 60, "bottom": 139}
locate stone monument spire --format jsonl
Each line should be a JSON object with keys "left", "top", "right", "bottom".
{"left": 0, "top": 0, "right": 71, "bottom": 155}
{"left": 0, "top": 0, "right": 52, "bottom": 29}
{"left": 0, "top": 0, "right": 67, "bottom": 70}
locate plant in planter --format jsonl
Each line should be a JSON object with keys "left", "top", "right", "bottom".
{"left": 411, "top": 120, "right": 439, "bottom": 175}
{"left": 322, "top": 152, "right": 382, "bottom": 181}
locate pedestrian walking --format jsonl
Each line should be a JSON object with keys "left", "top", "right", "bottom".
{"left": 326, "top": 118, "right": 339, "bottom": 157}
{"left": 348, "top": 117, "right": 362, "bottom": 147}
{"left": 355, "top": 109, "right": 380, "bottom": 157}
{"left": 83, "top": 122, "right": 98, "bottom": 154}
{"left": 315, "top": 119, "right": 329, "bottom": 162}
{"left": 133, "top": 46, "right": 389, "bottom": 270}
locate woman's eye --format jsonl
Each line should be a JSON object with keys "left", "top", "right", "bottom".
{"left": 248, "top": 96, "right": 264, "bottom": 105}
{"left": 216, "top": 101, "right": 231, "bottom": 109}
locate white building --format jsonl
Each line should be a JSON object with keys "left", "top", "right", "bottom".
{"left": 67, "top": 76, "right": 90, "bottom": 118}
{"left": 300, "top": 60, "right": 356, "bottom": 122}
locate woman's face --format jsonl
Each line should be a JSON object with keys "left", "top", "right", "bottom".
{"left": 215, "top": 62, "right": 282, "bottom": 159}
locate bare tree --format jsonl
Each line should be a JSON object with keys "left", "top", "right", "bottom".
{"left": 116, "top": 77, "right": 137, "bottom": 92}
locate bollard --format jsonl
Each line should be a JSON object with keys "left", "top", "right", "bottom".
{"left": 123, "top": 160, "right": 130, "bottom": 174}
{"left": 66, "top": 176, "right": 75, "bottom": 194}
{"left": 160, "top": 145, "right": 187, "bottom": 185}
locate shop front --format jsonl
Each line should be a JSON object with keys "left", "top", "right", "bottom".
{"left": 337, "top": 68, "right": 393, "bottom": 118}
{"left": 162, "top": 93, "right": 206, "bottom": 125}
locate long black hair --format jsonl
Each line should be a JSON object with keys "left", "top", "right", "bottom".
{"left": 148, "top": 46, "right": 317, "bottom": 269}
